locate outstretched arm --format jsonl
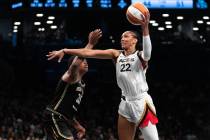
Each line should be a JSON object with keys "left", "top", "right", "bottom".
{"left": 61, "top": 48, "right": 118, "bottom": 59}
{"left": 46, "top": 34, "right": 119, "bottom": 61}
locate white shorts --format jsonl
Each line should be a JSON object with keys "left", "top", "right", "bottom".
{"left": 118, "top": 92, "right": 157, "bottom": 124}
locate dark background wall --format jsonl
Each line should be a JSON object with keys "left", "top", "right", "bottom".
{"left": 0, "top": 0, "right": 210, "bottom": 139}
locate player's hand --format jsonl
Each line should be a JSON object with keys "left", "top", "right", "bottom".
{"left": 76, "top": 125, "right": 86, "bottom": 139}
{"left": 46, "top": 49, "right": 65, "bottom": 63}
{"left": 140, "top": 11, "right": 150, "bottom": 29}
{"left": 88, "top": 29, "right": 102, "bottom": 46}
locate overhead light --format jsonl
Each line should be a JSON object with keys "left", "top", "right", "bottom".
{"left": 46, "top": 20, "right": 53, "bottom": 24}
{"left": 165, "top": 21, "right": 172, "bottom": 25}
{"left": 13, "top": 26, "right": 18, "bottom": 29}
{"left": 36, "top": 13, "right": 44, "bottom": 17}
{"left": 149, "top": 20, "right": 156, "bottom": 24}
{"left": 13, "top": 29, "right": 18, "bottom": 32}
{"left": 38, "top": 28, "right": 45, "bottom": 31}
{"left": 51, "top": 25, "right": 57, "bottom": 29}
{"left": 166, "top": 25, "right": 172, "bottom": 29}
{"left": 158, "top": 27, "right": 165, "bottom": 31}
{"left": 177, "top": 16, "right": 184, "bottom": 20}
{"left": 152, "top": 23, "right": 159, "bottom": 26}
{"left": 193, "top": 27, "right": 199, "bottom": 31}
{"left": 207, "top": 21, "right": 210, "bottom": 25}
{"left": 162, "top": 14, "right": 169, "bottom": 17}
{"left": 34, "top": 22, "right": 41, "bottom": 25}
{"left": 197, "top": 20, "right": 204, "bottom": 24}
{"left": 203, "top": 16, "right": 209, "bottom": 20}
{"left": 14, "top": 22, "right": 21, "bottom": 25}
{"left": 48, "top": 16, "right": 55, "bottom": 20}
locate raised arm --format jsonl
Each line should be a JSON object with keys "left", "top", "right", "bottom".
{"left": 65, "top": 56, "right": 82, "bottom": 82}
{"left": 140, "top": 11, "right": 152, "bottom": 61}
{"left": 64, "top": 29, "right": 102, "bottom": 82}
{"left": 47, "top": 29, "right": 102, "bottom": 63}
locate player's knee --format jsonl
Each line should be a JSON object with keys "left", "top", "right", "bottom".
{"left": 140, "top": 123, "right": 159, "bottom": 140}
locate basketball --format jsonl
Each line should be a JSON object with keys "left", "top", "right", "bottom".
{"left": 126, "top": 2, "right": 149, "bottom": 25}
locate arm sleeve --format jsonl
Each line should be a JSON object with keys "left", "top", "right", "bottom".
{"left": 142, "top": 35, "right": 152, "bottom": 61}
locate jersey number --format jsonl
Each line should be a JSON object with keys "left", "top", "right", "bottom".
{"left": 120, "top": 64, "right": 131, "bottom": 72}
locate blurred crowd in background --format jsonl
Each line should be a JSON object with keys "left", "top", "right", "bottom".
{"left": 1, "top": 1, "right": 210, "bottom": 138}
{"left": 1, "top": 31, "right": 210, "bottom": 140}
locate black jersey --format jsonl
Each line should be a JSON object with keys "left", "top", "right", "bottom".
{"left": 47, "top": 79, "right": 85, "bottom": 119}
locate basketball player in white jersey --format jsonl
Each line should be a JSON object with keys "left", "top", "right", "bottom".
{"left": 46, "top": 12, "right": 159, "bottom": 140}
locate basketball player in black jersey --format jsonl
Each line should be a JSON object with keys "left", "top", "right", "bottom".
{"left": 43, "top": 29, "right": 102, "bottom": 140}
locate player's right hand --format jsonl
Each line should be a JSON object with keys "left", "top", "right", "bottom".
{"left": 46, "top": 49, "right": 65, "bottom": 63}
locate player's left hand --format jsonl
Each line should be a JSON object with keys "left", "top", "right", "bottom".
{"left": 76, "top": 125, "right": 86, "bottom": 139}
{"left": 88, "top": 28, "right": 102, "bottom": 46}
{"left": 46, "top": 49, "right": 65, "bottom": 63}
{"left": 140, "top": 11, "right": 150, "bottom": 29}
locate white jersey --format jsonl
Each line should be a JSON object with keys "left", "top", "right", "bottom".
{"left": 116, "top": 51, "right": 149, "bottom": 97}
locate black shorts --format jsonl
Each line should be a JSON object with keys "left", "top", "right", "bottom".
{"left": 42, "top": 108, "right": 76, "bottom": 140}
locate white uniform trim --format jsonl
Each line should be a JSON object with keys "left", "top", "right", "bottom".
{"left": 118, "top": 93, "right": 156, "bottom": 124}
{"left": 52, "top": 114, "right": 74, "bottom": 140}
{"left": 51, "top": 84, "right": 74, "bottom": 140}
